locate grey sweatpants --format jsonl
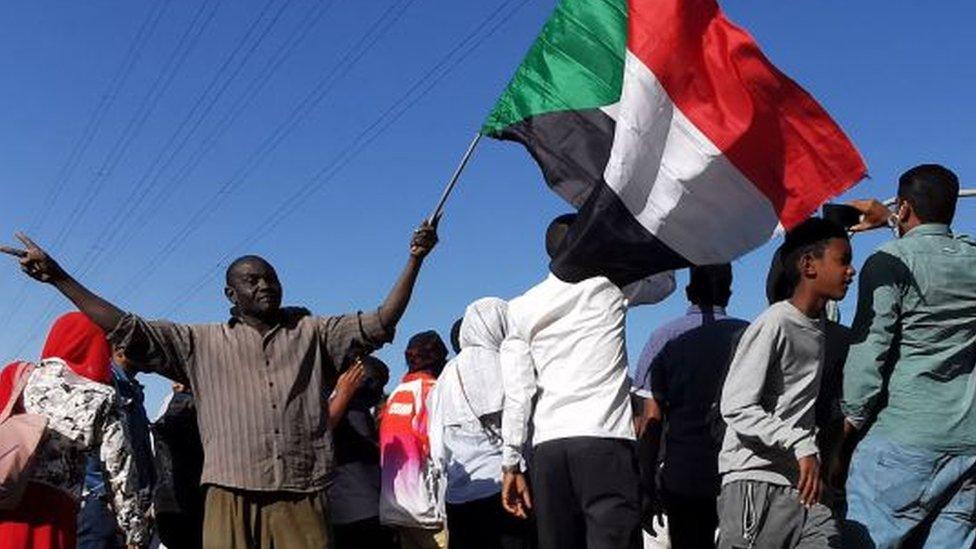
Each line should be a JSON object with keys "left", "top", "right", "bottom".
{"left": 717, "top": 480, "right": 840, "bottom": 549}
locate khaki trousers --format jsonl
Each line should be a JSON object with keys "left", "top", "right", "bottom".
{"left": 203, "top": 485, "right": 332, "bottom": 549}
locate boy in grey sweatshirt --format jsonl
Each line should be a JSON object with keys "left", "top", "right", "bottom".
{"left": 718, "top": 218, "right": 855, "bottom": 549}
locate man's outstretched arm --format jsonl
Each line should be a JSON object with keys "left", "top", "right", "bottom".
{"left": 376, "top": 221, "right": 438, "bottom": 331}
{"left": 1, "top": 232, "right": 124, "bottom": 332}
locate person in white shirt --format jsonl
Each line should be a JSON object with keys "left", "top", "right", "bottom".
{"left": 499, "top": 214, "right": 672, "bottom": 549}
{"left": 429, "top": 297, "right": 536, "bottom": 549}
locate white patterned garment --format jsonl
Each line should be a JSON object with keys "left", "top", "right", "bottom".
{"left": 22, "top": 358, "right": 152, "bottom": 545}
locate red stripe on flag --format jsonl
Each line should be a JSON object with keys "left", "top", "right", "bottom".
{"left": 627, "top": 0, "right": 866, "bottom": 229}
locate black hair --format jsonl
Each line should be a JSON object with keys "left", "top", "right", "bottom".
{"left": 687, "top": 264, "right": 733, "bottom": 307}
{"left": 449, "top": 317, "right": 463, "bottom": 355}
{"left": 898, "top": 164, "right": 959, "bottom": 225}
{"left": 225, "top": 255, "right": 273, "bottom": 285}
{"left": 405, "top": 330, "right": 449, "bottom": 374}
{"left": 545, "top": 214, "right": 578, "bottom": 259}
{"left": 360, "top": 355, "right": 390, "bottom": 387}
{"left": 780, "top": 217, "right": 849, "bottom": 293}
{"left": 356, "top": 355, "right": 389, "bottom": 407}
{"left": 765, "top": 246, "right": 791, "bottom": 304}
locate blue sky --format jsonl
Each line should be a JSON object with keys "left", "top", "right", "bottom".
{"left": 1, "top": 0, "right": 974, "bottom": 413}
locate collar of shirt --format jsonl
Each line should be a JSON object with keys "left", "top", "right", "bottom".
{"left": 686, "top": 305, "right": 727, "bottom": 318}
{"left": 226, "top": 306, "right": 311, "bottom": 332}
{"left": 903, "top": 223, "right": 952, "bottom": 239}
{"left": 111, "top": 363, "right": 144, "bottom": 403}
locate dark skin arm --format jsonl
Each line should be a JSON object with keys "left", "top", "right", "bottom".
{"left": 3, "top": 221, "right": 439, "bottom": 334}
{"left": 638, "top": 398, "right": 664, "bottom": 531}
{"left": 501, "top": 471, "right": 533, "bottom": 519}
{"left": 327, "top": 360, "right": 366, "bottom": 430}
{"left": 1, "top": 232, "right": 124, "bottom": 332}
{"left": 377, "top": 221, "right": 438, "bottom": 331}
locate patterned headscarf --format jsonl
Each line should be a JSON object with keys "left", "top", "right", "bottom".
{"left": 41, "top": 312, "right": 112, "bottom": 385}
{"left": 404, "top": 330, "right": 448, "bottom": 375}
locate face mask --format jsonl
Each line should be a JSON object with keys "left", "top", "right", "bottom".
{"left": 889, "top": 203, "right": 906, "bottom": 239}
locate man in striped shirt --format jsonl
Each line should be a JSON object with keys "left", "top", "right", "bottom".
{"left": 1, "top": 222, "right": 439, "bottom": 549}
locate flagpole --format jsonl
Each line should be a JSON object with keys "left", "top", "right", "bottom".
{"left": 427, "top": 132, "right": 483, "bottom": 226}
{"left": 883, "top": 189, "right": 975, "bottom": 207}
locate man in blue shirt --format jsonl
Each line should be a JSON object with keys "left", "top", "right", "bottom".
{"left": 635, "top": 264, "right": 749, "bottom": 548}
{"left": 78, "top": 348, "right": 154, "bottom": 549}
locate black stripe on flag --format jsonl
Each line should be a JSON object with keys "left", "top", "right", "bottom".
{"left": 494, "top": 108, "right": 690, "bottom": 286}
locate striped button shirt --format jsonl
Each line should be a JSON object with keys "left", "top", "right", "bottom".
{"left": 108, "top": 307, "right": 392, "bottom": 493}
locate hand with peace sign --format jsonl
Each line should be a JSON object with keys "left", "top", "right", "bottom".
{"left": 0, "top": 232, "right": 124, "bottom": 332}
{"left": 0, "top": 232, "right": 67, "bottom": 283}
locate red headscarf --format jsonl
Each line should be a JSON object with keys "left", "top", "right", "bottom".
{"left": 40, "top": 312, "right": 112, "bottom": 385}
{"left": 0, "top": 312, "right": 111, "bottom": 415}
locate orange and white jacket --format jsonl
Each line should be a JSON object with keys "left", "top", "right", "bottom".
{"left": 378, "top": 371, "right": 443, "bottom": 529}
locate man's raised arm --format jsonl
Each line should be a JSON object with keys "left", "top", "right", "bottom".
{"left": 376, "top": 221, "right": 438, "bottom": 331}
{"left": 1, "top": 232, "right": 124, "bottom": 332}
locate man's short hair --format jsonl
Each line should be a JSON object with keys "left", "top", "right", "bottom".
{"left": 225, "top": 255, "right": 273, "bottom": 285}
{"left": 545, "top": 214, "right": 578, "bottom": 259}
{"left": 898, "top": 164, "right": 959, "bottom": 225}
{"left": 780, "top": 218, "right": 849, "bottom": 292}
{"left": 687, "top": 264, "right": 733, "bottom": 307}
{"left": 360, "top": 355, "right": 390, "bottom": 388}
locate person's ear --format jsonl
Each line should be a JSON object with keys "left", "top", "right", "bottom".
{"left": 800, "top": 253, "right": 817, "bottom": 279}
{"left": 898, "top": 200, "right": 913, "bottom": 224}
{"left": 224, "top": 285, "right": 238, "bottom": 305}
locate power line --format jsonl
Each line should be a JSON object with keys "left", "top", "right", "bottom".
{"left": 112, "top": 0, "right": 418, "bottom": 301}
{"left": 81, "top": 0, "right": 334, "bottom": 281}
{"left": 47, "top": 0, "right": 223, "bottom": 255}
{"left": 72, "top": 0, "right": 294, "bottom": 280}
{"left": 159, "top": 0, "right": 533, "bottom": 316}
{"left": 11, "top": 0, "right": 531, "bottom": 352}
{"left": 10, "top": 0, "right": 224, "bottom": 356}
{"left": 0, "top": 0, "right": 171, "bottom": 333}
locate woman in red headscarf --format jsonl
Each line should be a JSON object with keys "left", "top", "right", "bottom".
{"left": 0, "top": 312, "right": 151, "bottom": 549}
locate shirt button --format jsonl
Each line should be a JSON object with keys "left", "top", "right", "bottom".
{"left": 272, "top": 404, "right": 277, "bottom": 409}
{"left": 274, "top": 429, "right": 280, "bottom": 434}
{"left": 265, "top": 359, "right": 270, "bottom": 366}
{"left": 269, "top": 381, "right": 274, "bottom": 387}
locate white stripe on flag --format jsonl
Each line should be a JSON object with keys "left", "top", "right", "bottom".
{"left": 604, "top": 51, "right": 783, "bottom": 265}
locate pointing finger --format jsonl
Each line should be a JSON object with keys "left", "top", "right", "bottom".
{"left": 0, "top": 246, "right": 27, "bottom": 258}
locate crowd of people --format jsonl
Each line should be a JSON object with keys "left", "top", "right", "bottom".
{"left": 0, "top": 163, "right": 974, "bottom": 549}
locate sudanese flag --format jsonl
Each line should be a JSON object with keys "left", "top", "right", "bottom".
{"left": 482, "top": 0, "right": 866, "bottom": 286}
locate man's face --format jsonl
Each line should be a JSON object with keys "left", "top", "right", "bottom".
{"left": 810, "top": 238, "right": 855, "bottom": 301}
{"left": 225, "top": 259, "right": 283, "bottom": 318}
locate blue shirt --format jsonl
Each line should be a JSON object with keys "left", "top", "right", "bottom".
{"left": 640, "top": 306, "right": 749, "bottom": 497}
{"left": 634, "top": 305, "right": 742, "bottom": 397}
{"left": 84, "top": 364, "right": 155, "bottom": 498}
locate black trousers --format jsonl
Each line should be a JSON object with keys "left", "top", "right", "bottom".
{"left": 333, "top": 515, "right": 398, "bottom": 549}
{"left": 662, "top": 490, "right": 717, "bottom": 549}
{"left": 157, "top": 511, "right": 204, "bottom": 549}
{"left": 530, "top": 437, "right": 642, "bottom": 549}
{"left": 446, "top": 494, "right": 537, "bottom": 549}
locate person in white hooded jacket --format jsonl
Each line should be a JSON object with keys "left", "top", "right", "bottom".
{"left": 428, "top": 298, "right": 536, "bottom": 549}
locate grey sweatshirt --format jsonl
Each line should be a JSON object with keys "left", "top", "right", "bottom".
{"left": 719, "top": 300, "right": 824, "bottom": 487}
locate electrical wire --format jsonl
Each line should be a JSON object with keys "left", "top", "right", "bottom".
{"left": 82, "top": 0, "right": 334, "bottom": 280}
{"left": 112, "top": 0, "right": 418, "bottom": 301}
{"left": 0, "top": 0, "right": 171, "bottom": 333}
{"left": 72, "top": 0, "right": 294, "bottom": 280}
{"left": 158, "top": 0, "right": 533, "bottom": 316}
